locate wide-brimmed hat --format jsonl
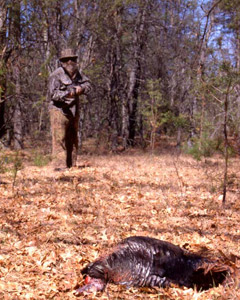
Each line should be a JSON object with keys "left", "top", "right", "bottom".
{"left": 59, "top": 48, "right": 78, "bottom": 61}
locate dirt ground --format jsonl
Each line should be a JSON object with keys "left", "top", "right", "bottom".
{"left": 0, "top": 147, "right": 240, "bottom": 299}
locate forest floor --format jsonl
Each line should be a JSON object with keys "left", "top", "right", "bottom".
{"left": 0, "top": 141, "right": 240, "bottom": 300}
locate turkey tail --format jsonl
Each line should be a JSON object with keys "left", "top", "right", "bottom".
{"left": 189, "top": 257, "right": 231, "bottom": 290}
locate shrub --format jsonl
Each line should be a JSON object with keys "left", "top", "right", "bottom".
{"left": 183, "top": 134, "right": 220, "bottom": 160}
{"left": 33, "top": 152, "right": 51, "bottom": 167}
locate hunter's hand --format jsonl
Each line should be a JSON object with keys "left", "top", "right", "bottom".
{"left": 74, "top": 86, "right": 84, "bottom": 95}
{"left": 68, "top": 87, "right": 76, "bottom": 97}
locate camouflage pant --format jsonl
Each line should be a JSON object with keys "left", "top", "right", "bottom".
{"left": 50, "top": 109, "right": 79, "bottom": 168}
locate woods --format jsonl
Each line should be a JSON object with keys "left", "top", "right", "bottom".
{"left": 0, "top": 1, "right": 240, "bottom": 299}
{"left": 0, "top": 0, "right": 239, "bottom": 154}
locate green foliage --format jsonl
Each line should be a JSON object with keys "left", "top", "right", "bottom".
{"left": 0, "top": 152, "right": 23, "bottom": 175}
{"left": 1, "top": 0, "right": 240, "bottom": 150}
{"left": 216, "top": 140, "right": 237, "bottom": 157}
{"left": 0, "top": 154, "right": 9, "bottom": 173}
{"left": 11, "top": 152, "right": 23, "bottom": 185}
{"left": 6, "top": 81, "right": 16, "bottom": 95}
{"left": 32, "top": 95, "right": 47, "bottom": 108}
{"left": 143, "top": 79, "right": 163, "bottom": 126}
{"left": 40, "top": 49, "right": 57, "bottom": 79}
{"left": 0, "top": 68, "right": 5, "bottom": 76}
{"left": 0, "top": 152, "right": 24, "bottom": 190}
{"left": 0, "top": 65, "right": 7, "bottom": 98}
{"left": 142, "top": 79, "right": 189, "bottom": 137}
{"left": 183, "top": 134, "right": 218, "bottom": 160}
{"left": 160, "top": 112, "right": 189, "bottom": 133}
{"left": 32, "top": 152, "right": 51, "bottom": 167}
{"left": 39, "top": 63, "right": 50, "bottom": 80}
{"left": 142, "top": 79, "right": 164, "bottom": 148}
{"left": 183, "top": 133, "right": 236, "bottom": 161}
{"left": 219, "top": 0, "right": 240, "bottom": 30}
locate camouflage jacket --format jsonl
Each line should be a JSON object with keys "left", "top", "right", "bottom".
{"left": 47, "top": 67, "right": 92, "bottom": 117}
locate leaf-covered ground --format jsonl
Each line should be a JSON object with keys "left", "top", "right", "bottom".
{"left": 0, "top": 147, "right": 240, "bottom": 299}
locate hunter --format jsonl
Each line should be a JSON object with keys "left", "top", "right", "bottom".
{"left": 48, "top": 48, "right": 92, "bottom": 170}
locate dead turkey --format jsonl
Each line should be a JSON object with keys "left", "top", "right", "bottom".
{"left": 75, "top": 236, "right": 231, "bottom": 295}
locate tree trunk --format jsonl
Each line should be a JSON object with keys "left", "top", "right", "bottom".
{"left": 222, "top": 80, "right": 231, "bottom": 206}
{"left": 73, "top": 0, "right": 88, "bottom": 48}
{"left": 127, "top": 59, "right": 141, "bottom": 146}
{"left": 235, "top": 25, "right": 240, "bottom": 154}
{"left": 122, "top": 2, "right": 148, "bottom": 147}
{"left": 103, "top": 6, "right": 124, "bottom": 150}
{"left": 0, "top": 1, "right": 7, "bottom": 138}
{"left": 107, "top": 42, "right": 120, "bottom": 150}
{"left": 10, "top": 2, "right": 23, "bottom": 149}
{"left": 80, "top": 35, "right": 95, "bottom": 70}
{"left": 0, "top": 63, "right": 6, "bottom": 138}
{"left": 189, "top": 2, "right": 216, "bottom": 144}
{"left": 13, "top": 64, "right": 23, "bottom": 149}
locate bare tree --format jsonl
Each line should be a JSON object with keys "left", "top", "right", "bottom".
{"left": 0, "top": 1, "right": 9, "bottom": 139}
{"left": 122, "top": 1, "right": 150, "bottom": 147}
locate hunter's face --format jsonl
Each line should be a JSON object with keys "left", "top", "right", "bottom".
{"left": 61, "top": 57, "right": 78, "bottom": 77}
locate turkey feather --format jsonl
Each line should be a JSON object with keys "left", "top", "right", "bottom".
{"left": 75, "top": 236, "right": 231, "bottom": 295}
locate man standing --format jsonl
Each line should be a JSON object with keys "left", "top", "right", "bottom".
{"left": 48, "top": 48, "right": 92, "bottom": 170}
